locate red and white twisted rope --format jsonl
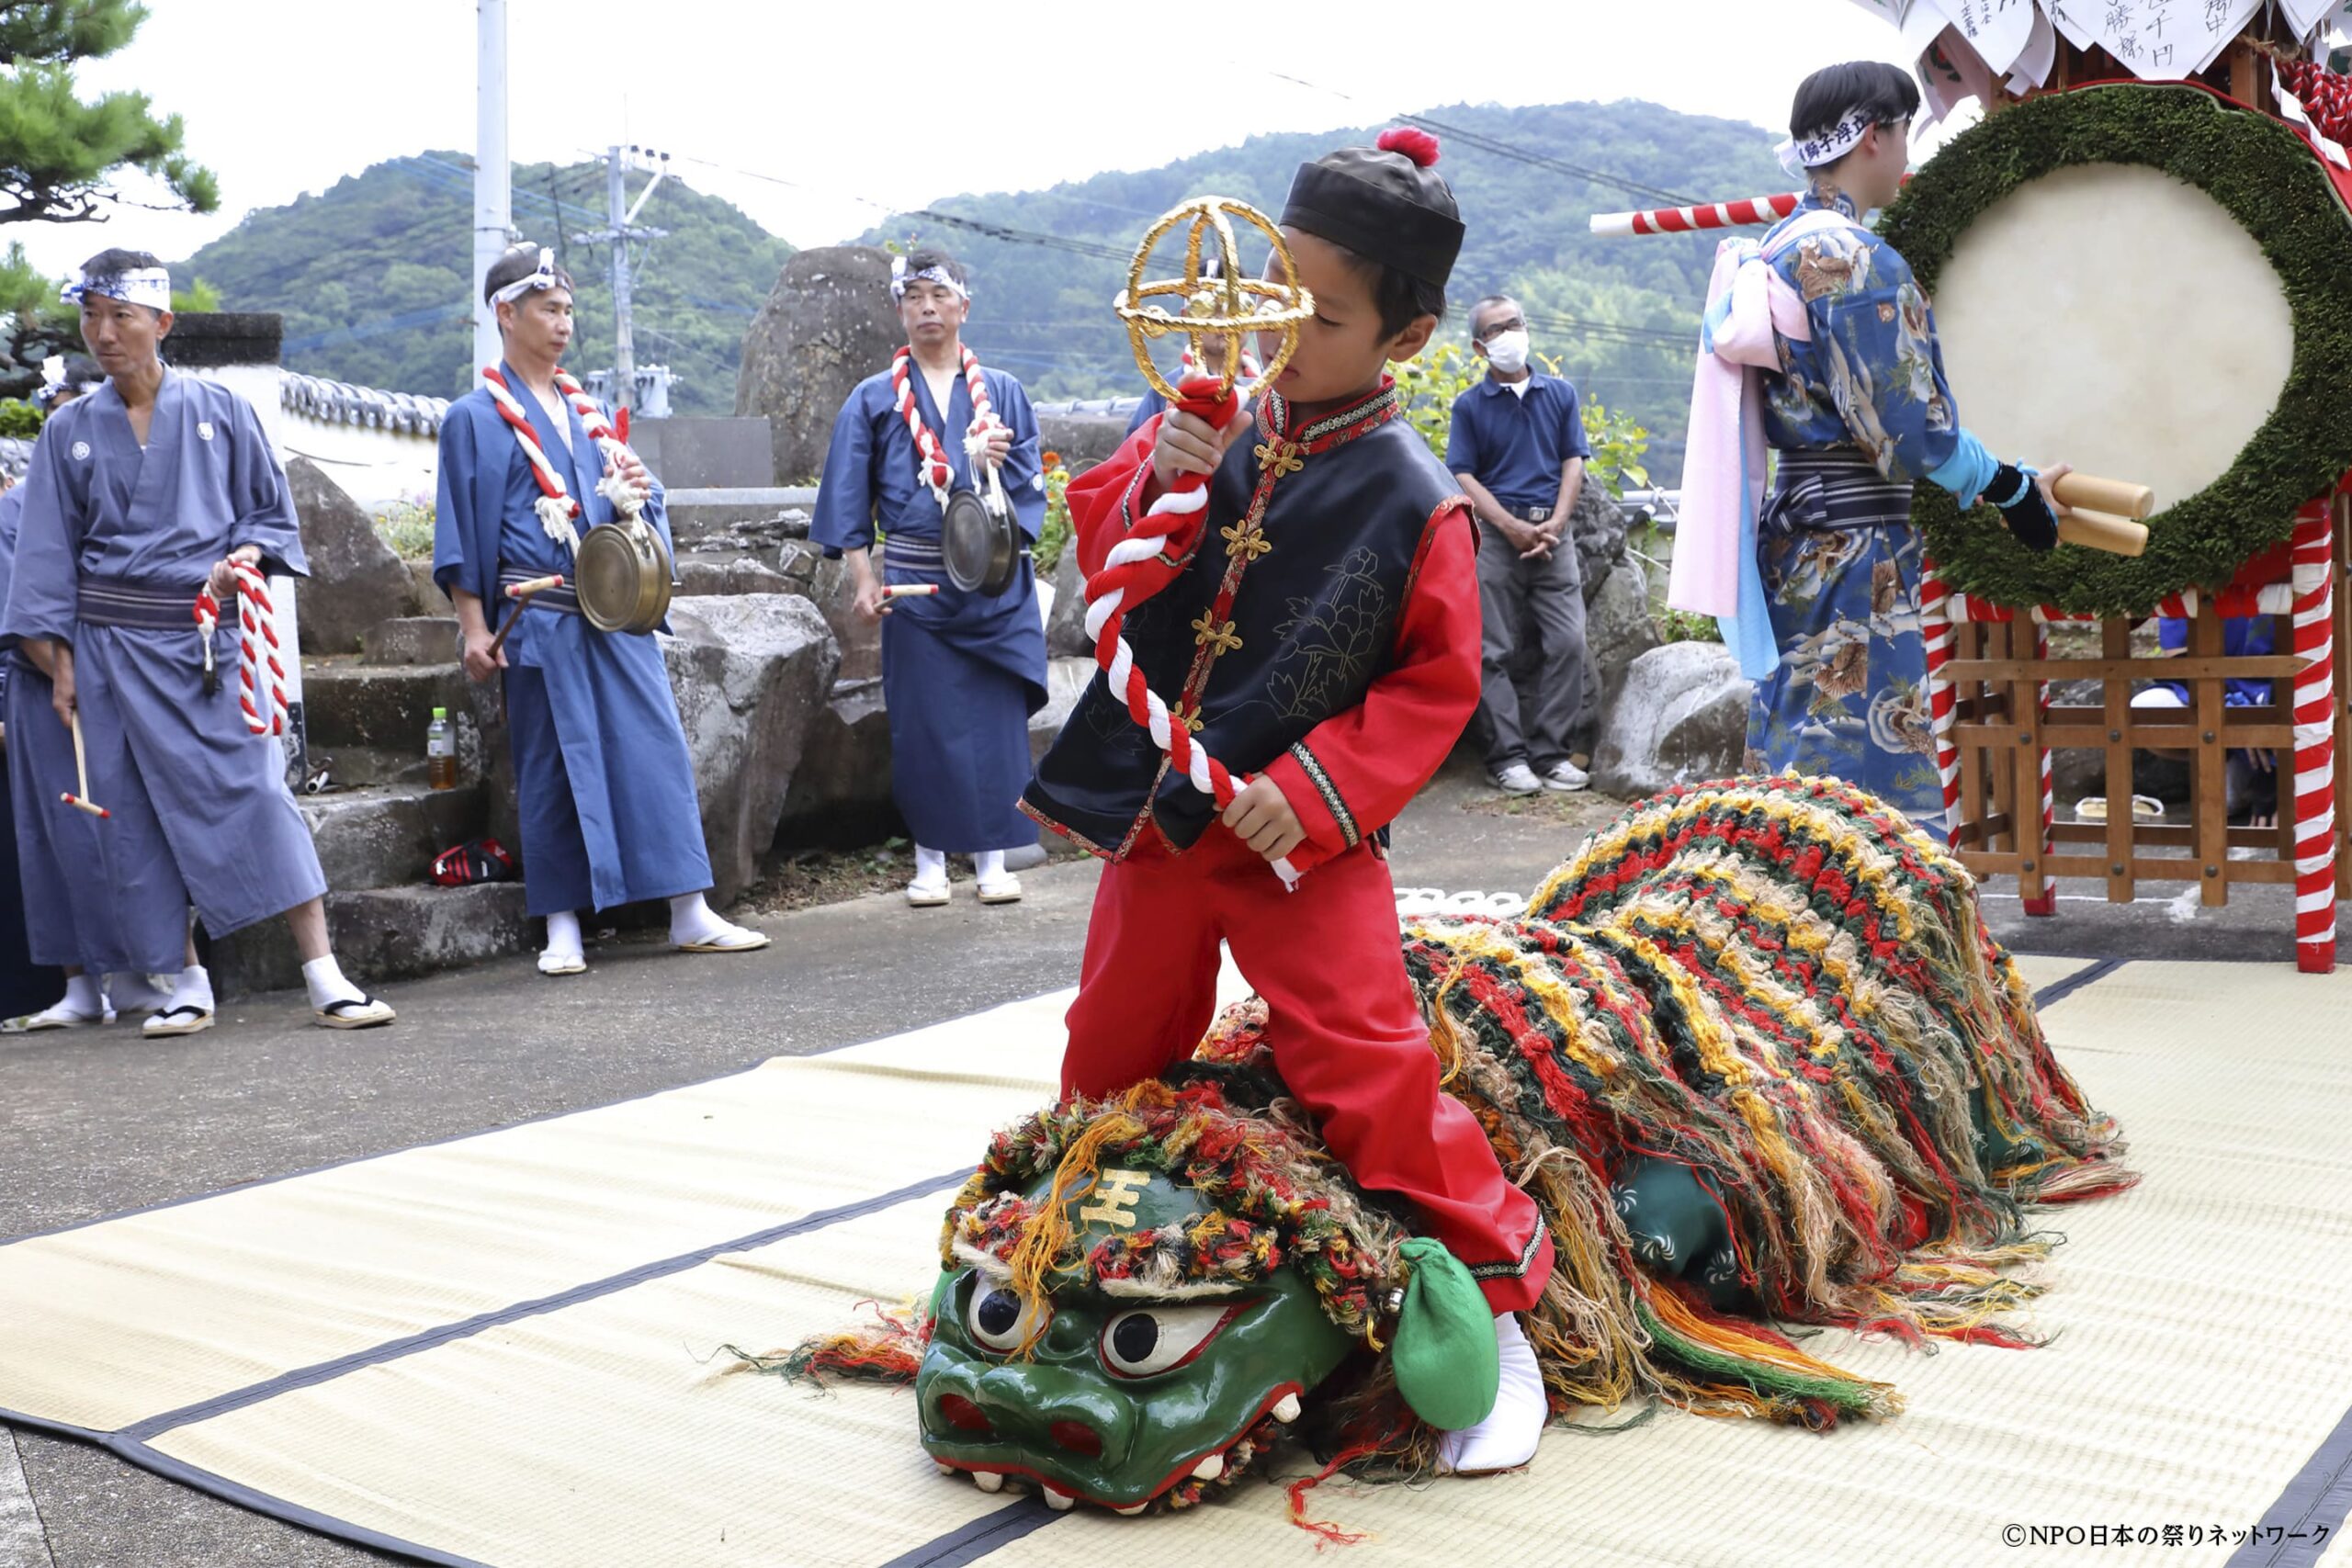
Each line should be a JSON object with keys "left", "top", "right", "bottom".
{"left": 193, "top": 560, "right": 287, "bottom": 737}
{"left": 1080, "top": 378, "right": 1297, "bottom": 884}
{"left": 890, "top": 345, "right": 1001, "bottom": 510}
{"left": 1919, "top": 565, "right": 1962, "bottom": 847}
{"left": 1589, "top": 192, "right": 1802, "bottom": 238}
{"left": 480, "top": 367, "right": 642, "bottom": 554}
{"left": 2289, "top": 504, "right": 2339, "bottom": 973}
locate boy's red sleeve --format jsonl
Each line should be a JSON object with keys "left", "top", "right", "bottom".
{"left": 1068, "top": 419, "right": 1161, "bottom": 576}
{"left": 1261, "top": 502, "right": 1481, "bottom": 859}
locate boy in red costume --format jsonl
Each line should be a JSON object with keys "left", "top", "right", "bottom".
{"left": 1024, "top": 130, "right": 1551, "bottom": 1472}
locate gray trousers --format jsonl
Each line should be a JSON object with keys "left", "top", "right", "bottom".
{"left": 1475, "top": 514, "right": 1589, "bottom": 770}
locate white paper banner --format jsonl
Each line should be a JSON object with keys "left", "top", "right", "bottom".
{"left": 1843, "top": 0, "right": 1915, "bottom": 23}
{"left": 2097, "top": 0, "right": 2258, "bottom": 81}
{"left": 2284, "top": 0, "right": 2337, "bottom": 36}
{"left": 2007, "top": 5, "right": 2060, "bottom": 89}
{"left": 2045, "top": 0, "right": 2098, "bottom": 50}
{"left": 1928, "top": 0, "right": 2039, "bottom": 74}
{"left": 1919, "top": 22, "right": 1996, "bottom": 123}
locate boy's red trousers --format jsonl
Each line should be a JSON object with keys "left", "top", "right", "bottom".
{"left": 1059, "top": 825, "right": 1553, "bottom": 1314}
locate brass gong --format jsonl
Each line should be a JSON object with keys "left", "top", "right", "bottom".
{"left": 573, "top": 514, "right": 673, "bottom": 634}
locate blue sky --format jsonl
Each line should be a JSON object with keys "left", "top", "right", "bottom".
{"left": 31, "top": 0, "right": 1917, "bottom": 278}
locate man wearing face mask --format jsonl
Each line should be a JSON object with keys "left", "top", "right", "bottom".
{"left": 1445, "top": 296, "right": 1591, "bottom": 795}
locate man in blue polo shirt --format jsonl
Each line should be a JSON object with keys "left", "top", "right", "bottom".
{"left": 1445, "top": 295, "right": 1592, "bottom": 794}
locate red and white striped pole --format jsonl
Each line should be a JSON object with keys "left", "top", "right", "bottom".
{"left": 2290, "top": 499, "right": 2339, "bottom": 974}
{"left": 2023, "top": 619, "right": 2058, "bottom": 917}
{"left": 1920, "top": 561, "right": 1963, "bottom": 848}
{"left": 1589, "top": 192, "right": 1801, "bottom": 238}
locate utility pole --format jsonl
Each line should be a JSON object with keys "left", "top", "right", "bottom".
{"left": 577, "top": 144, "right": 667, "bottom": 414}
{"left": 471, "top": 0, "right": 511, "bottom": 374}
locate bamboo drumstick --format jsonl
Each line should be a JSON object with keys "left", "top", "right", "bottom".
{"left": 881, "top": 584, "right": 941, "bottom": 600}
{"left": 61, "top": 711, "right": 108, "bottom": 818}
{"left": 487, "top": 574, "right": 566, "bottom": 660}
{"left": 2056, "top": 507, "right": 2150, "bottom": 558}
{"left": 2051, "top": 473, "right": 2154, "bottom": 521}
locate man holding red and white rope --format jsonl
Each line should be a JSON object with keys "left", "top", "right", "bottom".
{"left": 0, "top": 248, "right": 392, "bottom": 1033}
{"left": 812, "top": 249, "right": 1049, "bottom": 908}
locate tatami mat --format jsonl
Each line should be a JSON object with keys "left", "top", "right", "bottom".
{"left": 3, "top": 957, "right": 2346, "bottom": 1567}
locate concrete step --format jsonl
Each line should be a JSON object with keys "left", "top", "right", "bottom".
{"left": 300, "top": 658, "right": 468, "bottom": 751}
{"left": 206, "top": 881, "right": 531, "bottom": 999}
{"left": 298, "top": 781, "right": 488, "bottom": 891}
{"left": 307, "top": 744, "right": 432, "bottom": 788}
{"left": 361, "top": 615, "right": 459, "bottom": 666}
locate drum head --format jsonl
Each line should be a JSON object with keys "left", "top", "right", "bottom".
{"left": 943, "top": 487, "right": 1016, "bottom": 595}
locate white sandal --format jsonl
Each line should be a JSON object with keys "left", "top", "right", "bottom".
{"left": 675, "top": 925, "right": 770, "bottom": 953}
{"left": 141, "top": 1004, "right": 215, "bottom": 1038}
{"left": 2, "top": 1000, "right": 111, "bottom": 1033}
{"left": 906, "top": 876, "right": 951, "bottom": 908}
{"left": 314, "top": 994, "right": 396, "bottom": 1030}
{"left": 976, "top": 874, "right": 1023, "bottom": 906}
{"left": 537, "top": 949, "right": 587, "bottom": 976}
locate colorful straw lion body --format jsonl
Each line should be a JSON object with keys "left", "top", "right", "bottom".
{"left": 771, "top": 777, "right": 2132, "bottom": 1526}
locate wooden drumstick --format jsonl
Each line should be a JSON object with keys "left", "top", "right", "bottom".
{"left": 2051, "top": 473, "right": 2154, "bottom": 522}
{"left": 2056, "top": 507, "right": 2150, "bottom": 558}
{"left": 881, "top": 584, "right": 941, "bottom": 600}
{"left": 61, "top": 711, "right": 108, "bottom": 818}
{"left": 488, "top": 574, "right": 565, "bottom": 660}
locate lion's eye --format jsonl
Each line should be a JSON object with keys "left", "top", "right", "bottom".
{"left": 967, "top": 1283, "right": 1048, "bottom": 1355}
{"left": 1098, "top": 1303, "right": 1238, "bottom": 1379}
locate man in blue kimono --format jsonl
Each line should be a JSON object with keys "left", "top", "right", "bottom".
{"left": 1743, "top": 62, "right": 2069, "bottom": 838}
{"left": 435, "top": 243, "right": 766, "bottom": 976}
{"left": 813, "top": 249, "right": 1047, "bottom": 907}
{"left": 1, "top": 249, "right": 393, "bottom": 1032}
{"left": 3, "top": 360, "right": 187, "bottom": 1032}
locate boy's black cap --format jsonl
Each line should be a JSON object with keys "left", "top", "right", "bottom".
{"left": 1280, "top": 127, "right": 1464, "bottom": 289}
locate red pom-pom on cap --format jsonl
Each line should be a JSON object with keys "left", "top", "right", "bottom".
{"left": 1376, "top": 127, "right": 1440, "bottom": 167}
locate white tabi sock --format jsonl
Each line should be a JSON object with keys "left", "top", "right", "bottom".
{"left": 167, "top": 965, "right": 215, "bottom": 1017}
{"left": 1435, "top": 1313, "right": 1548, "bottom": 1475}
{"left": 667, "top": 892, "right": 729, "bottom": 946}
{"left": 105, "top": 971, "right": 174, "bottom": 1013}
{"left": 541, "top": 909, "right": 584, "bottom": 962}
{"left": 973, "top": 850, "right": 1006, "bottom": 882}
{"left": 61, "top": 974, "right": 103, "bottom": 1018}
{"left": 300, "top": 955, "right": 363, "bottom": 1010}
{"left": 912, "top": 846, "right": 947, "bottom": 886}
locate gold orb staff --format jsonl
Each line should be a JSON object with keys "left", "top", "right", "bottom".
{"left": 1082, "top": 198, "right": 1313, "bottom": 879}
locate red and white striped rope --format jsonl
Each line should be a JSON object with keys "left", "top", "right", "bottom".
{"left": 2290, "top": 509, "right": 2339, "bottom": 973}
{"left": 193, "top": 560, "right": 287, "bottom": 738}
{"left": 480, "top": 367, "right": 642, "bottom": 553}
{"left": 1919, "top": 567, "right": 1962, "bottom": 846}
{"left": 1589, "top": 192, "right": 1802, "bottom": 238}
{"left": 891, "top": 344, "right": 997, "bottom": 510}
{"left": 1080, "top": 378, "right": 1296, "bottom": 885}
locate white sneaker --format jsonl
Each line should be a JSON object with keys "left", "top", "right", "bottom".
{"left": 1435, "top": 1314, "right": 1547, "bottom": 1475}
{"left": 1541, "top": 761, "right": 1590, "bottom": 793}
{"left": 1488, "top": 761, "right": 1542, "bottom": 795}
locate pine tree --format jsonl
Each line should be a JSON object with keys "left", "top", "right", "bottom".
{"left": 0, "top": 0, "right": 218, "bottom": 226}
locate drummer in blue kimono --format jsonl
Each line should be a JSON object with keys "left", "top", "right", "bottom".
{"left": 0, "top": 249, "right": 393, "bottom": 1032}
{"left": 1724, "top": 62, "right": 2072, "bottom": 839}
{"left": 813, "top": 249, "right": 1048, "bottom": 907}
{"left": 435, "top": 244, "right": 767, "bottom": 976}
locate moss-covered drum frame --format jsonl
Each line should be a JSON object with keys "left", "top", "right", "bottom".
{"left": 1883, "top": 84, "right": 2352, "bottom": 615}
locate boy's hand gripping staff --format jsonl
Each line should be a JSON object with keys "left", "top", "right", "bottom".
{"left": 1088, "top": 198, "right": 1316, "bottom": 881}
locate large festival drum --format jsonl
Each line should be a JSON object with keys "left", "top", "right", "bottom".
{"left": 1880, "top": 84, "right": 2352, "bottom": 613}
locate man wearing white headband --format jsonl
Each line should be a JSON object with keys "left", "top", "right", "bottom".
{"left": 0, "top": 247, "right": 395, "bottom": 1032}
{"left": 1716, "top": 62, "right": 2074, "bottom": 839}
{"left": 811, "top": 247, "right": 1048, "bottom": 908}
{"left": 434, "top": 243, "right": 766, "bottom": 976}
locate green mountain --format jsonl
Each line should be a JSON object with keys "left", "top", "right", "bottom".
{"left": 175, "top": 152, "right": 792, "bottom": 413}
{"left": 870, "top": 98, "right": 1788, "bottom": 469}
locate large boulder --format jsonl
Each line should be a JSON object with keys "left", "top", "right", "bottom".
{"left": 1028, "top": 656, "right": 1097, "bottom": 763}
{"left": 1046, "top": 539, "right": 1092, "bottom": 659}
{"left": 735, "top": 245, "right": 902, "bottom": 486}
{"left": 662, "top": 595, "right": 842, "bottom": 905}
{"left": 1035, "top": 400, "right": 1143, "bottom": 472}
{"left": 776, "top": 675, "right": 899, "bottom": 846}
{"left": 287, "top": 457, "right": 422, "bottom": 654}
{"left": 1579, "top": 551, "right": 1663, "bottom": 758}
{"left": 1591, "top": 641, "right": 1750, "bottom": 798}
{"left": 776, "top": 538, "right": 881, "bottom": 682}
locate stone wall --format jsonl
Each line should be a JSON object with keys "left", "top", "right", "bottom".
{"left": 734, "top": 246, "right": 903, "bottom": 485}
